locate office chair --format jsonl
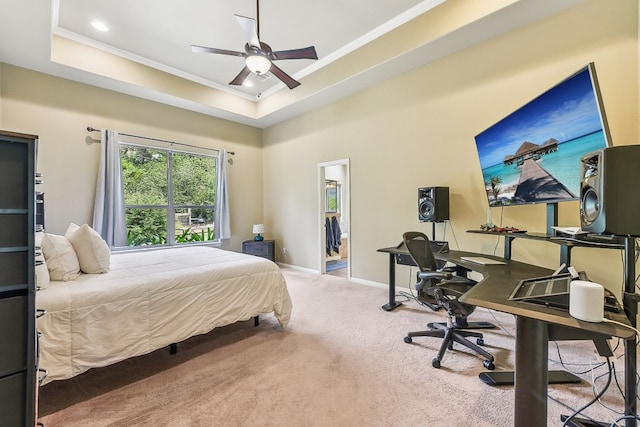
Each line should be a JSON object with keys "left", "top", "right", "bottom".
{"left": 402, "top": 231, "right": 495, "bottom": 370}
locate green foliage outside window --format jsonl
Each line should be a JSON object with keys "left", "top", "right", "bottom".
{"left": 125, "top": 207, "right": 167, "bottom": 246}
{"left": 120, "top": 145, "right": 217, "bottom": 246}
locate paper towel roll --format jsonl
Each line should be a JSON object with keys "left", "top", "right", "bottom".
{"left": 569, "top": 280, "right": 604, "bottom": 322}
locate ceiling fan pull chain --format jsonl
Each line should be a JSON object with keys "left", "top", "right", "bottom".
{"left": 256, "top": 0, "right": 260, "bottom": 39}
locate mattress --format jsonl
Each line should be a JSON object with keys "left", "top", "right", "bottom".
{"left": 36, "top": 246, "right": 292, "bottom": 384}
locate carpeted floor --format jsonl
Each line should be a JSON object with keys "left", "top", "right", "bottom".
{"left": 39, "top": 267, "right": 631, "bottom": 426}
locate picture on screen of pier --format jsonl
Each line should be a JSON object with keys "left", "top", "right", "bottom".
{"left": 473, "top": 63, "right": 611, "bottom": 207}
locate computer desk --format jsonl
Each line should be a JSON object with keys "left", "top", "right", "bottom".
{"left": 376, "top": 244, "right": 413, "bottom": 311}
{"left": 378, "top": 245, "right": 635, "bottom": 426}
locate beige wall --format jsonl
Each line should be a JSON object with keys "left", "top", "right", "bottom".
{"left": 263, "top": 0, "right": 639, "bottom": 290}
{"left": 0, "top": 65, "right": 263, "bottom": 251}
{"left": 0, "top": 0, "right": 637, "bottom": 291}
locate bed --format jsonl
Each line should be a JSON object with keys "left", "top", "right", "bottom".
{"left": 36, "top": 245, "right": 292, "bottom": 385}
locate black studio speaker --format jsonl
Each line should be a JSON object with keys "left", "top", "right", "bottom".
{"left": 418, "top": 187, "right": 449, "bottom": 222}
{"left": 580, "top": 145, "right": 640, "bottom": 236}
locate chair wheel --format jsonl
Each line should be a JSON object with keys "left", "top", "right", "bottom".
{"left": 483, "top": 360, "right": 495, "bottom": 370}
{"left": 432, "top": 358, "right": 441, "bottom": 368}
{"left": 404, "top": 336, "right": 412, "bottom": 344}
{"left": 477, "top": 338, "right": 484, "bottom": 346}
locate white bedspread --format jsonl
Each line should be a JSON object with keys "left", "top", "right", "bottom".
{"left": 36, "top": 246, "right": 292, "bottom": 384}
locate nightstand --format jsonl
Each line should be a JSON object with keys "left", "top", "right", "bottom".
{"left": 242, "top": 240, "right": 275, "bottom": 262}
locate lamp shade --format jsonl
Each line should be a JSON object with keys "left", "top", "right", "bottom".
{"left": 245, "top": 55, "right": 271, "bottom": 75}
{"left": 252, "top": 224, "right": 265, "bottom": 234}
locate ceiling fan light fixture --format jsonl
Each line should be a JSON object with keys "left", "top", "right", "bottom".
{"left": 191, "top": 0, "right": 316, "bottom": 90}
{"left": 245, "top": 54, "right": 271, "bottom": 75}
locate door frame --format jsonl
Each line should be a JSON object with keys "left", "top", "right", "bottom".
{"left": 318, "top": 159, "right": 351, "bottom": 277}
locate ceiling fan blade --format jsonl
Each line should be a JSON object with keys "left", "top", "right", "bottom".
{"left": 234, "top": 15, "right": 261, "bottom": 48}
{"left": 229, "top": 66, "right": 252, "bottom": 86}
{"left": 191, "top": 45, "right": 246, "bottom": 57}
{"left": 272, "top": 46, "right": 318, "bottom": 61}
{"left": 269, "top": 63, "right": 301, "bottom": 89}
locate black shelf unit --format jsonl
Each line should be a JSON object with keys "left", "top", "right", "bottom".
{"left": 467, "top": 229, "right": 624, "bottom": 266}
{"left": 0, "top": 130, "right": 38, "bottom": 426}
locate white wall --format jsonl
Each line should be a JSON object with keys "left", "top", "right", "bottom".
{"left": 263, "top": 0, "right": 639, "bottom": 290}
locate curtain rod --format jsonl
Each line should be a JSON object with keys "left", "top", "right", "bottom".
{"left": 86, "top": 127, "right": 235, "bottom": 155}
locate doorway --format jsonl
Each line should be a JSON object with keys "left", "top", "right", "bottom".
{"left": 318, "top": 159, "right": 350, "bottom": 278}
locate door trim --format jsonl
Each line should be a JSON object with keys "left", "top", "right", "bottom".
{"left": 318, "top": 159, "right": 350, "bottom": 277}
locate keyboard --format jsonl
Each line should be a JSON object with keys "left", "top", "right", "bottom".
{"left": 460, "top": 256, "right": 506, "bottom": 265}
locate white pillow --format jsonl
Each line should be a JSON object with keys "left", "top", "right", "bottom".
{"left": 35, "top": 231, "right": 50, "bottom": 289}
{"left": 65, "top": 223, "right": 111, "bottom": 274}
{"left": 41, "top": 233, "right": 81, "bottom": 282}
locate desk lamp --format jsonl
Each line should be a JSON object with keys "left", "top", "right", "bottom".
{"left": 252, "top": 224, "right": 265, "bottom": 241}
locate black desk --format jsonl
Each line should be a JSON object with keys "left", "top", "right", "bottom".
{"left": 450, "top": 251, "right": 634, "bottom": 426}
{"left": 378, "top": 245, "right": 634, "bottom": 426}
{"left": 376, "top": 245, "right": 412, "bottom": 311}
{"left": 376, "top": 244, "right": 470, "bottom": 311}
{"left": 468, "top": 230, "right": 638, "bottom": 427}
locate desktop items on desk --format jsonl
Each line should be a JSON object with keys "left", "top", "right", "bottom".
{"left": 569, "top": 280, "right": 605, "bottom": 323}
{"left": 508, "top": 271, "right": 615, "bottom": 323}
{"left": 551, "top": 226, "right": 627, "bottom": 246}
{"left": 480, "top": 223, "right": 525, "bottom": 234}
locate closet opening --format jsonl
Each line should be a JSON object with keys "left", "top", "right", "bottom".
{"left": 318, "top": 160, "right": 350, "bottom": 278}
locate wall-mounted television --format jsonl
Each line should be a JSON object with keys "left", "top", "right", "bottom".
{"left": 473, "top": 63, "right": 612, "bottom": 207}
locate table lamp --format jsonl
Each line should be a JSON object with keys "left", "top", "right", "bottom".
{"left": 252, "top": 224, "right": 265, "bottom": 241}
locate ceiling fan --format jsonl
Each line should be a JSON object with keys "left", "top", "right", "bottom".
{"left": 191, "top": 0, "right": 318, "bottom": 90}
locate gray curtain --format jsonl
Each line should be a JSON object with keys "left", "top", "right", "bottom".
{"left": 215, "top": 150, "right": 231, "bottom": 240}
{"left": 92, "top": 129, "right": 127, "bottom": 247}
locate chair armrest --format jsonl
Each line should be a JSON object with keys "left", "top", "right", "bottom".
{"left": 416, "top": 271, "right": 452, "bottom": 292}
{"left": 416, "top": 271, "right": 477, "bottom": 293}
{"left": 417, "top": 271, "right": 452, "bottom": 281}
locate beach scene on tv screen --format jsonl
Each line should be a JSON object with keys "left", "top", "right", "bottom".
{"left": 474, "top": 66, "right": 608, "bottom": 207}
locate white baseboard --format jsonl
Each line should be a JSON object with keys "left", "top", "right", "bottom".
{"left": 278, "top": 262, "right": 402, "bottom": 292}
{"left": 348, "top": 277, "right": 389, "bottom": 290}
{"left": 277, "top": 262, "right": 320, "bottom": 275}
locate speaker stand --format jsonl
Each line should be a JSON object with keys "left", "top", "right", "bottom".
{"left": 546, "top": 202, "right": 558, "bottom": 236}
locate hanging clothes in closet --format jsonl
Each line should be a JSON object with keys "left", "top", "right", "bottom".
{"left": 326, "top": 215, "right": 342, "bottom": 256}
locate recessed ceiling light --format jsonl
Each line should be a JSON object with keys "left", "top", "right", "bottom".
{"left": 91, "top": 21, "right": 109, "bottom": 32}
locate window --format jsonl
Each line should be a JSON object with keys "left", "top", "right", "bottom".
{"left": 325, "top": 180, "right": 340, "bottom": 213}
{"left": 120, "top": 143, "right": 218, "bottom": 246}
